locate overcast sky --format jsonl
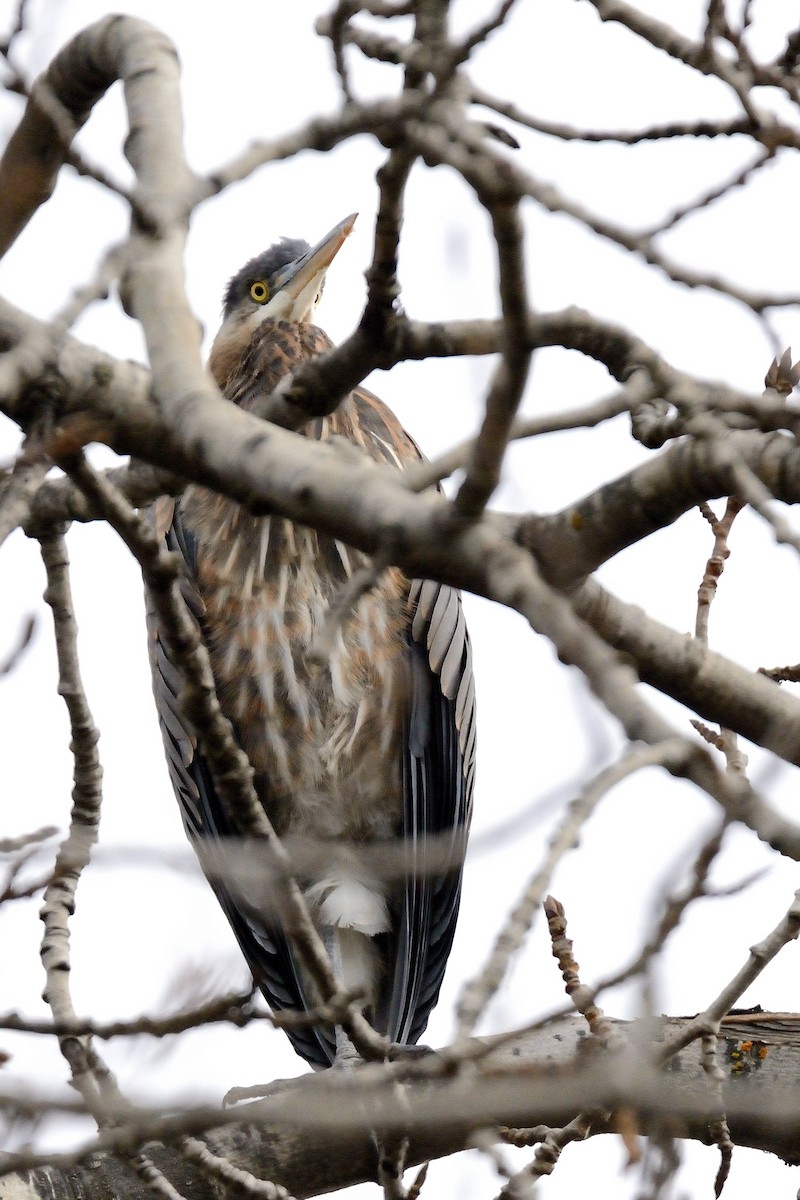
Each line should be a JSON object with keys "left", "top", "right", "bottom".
{"left": 1, "top": 2, "right": 800, "bottom": 1196}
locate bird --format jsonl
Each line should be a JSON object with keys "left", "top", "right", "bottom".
{"left": 146, "top": 214, "right": 476, "bottom": 1068}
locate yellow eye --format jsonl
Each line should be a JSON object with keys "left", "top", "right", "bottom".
{"left": 249, "top": 280, "right": 269, "bottom": 304}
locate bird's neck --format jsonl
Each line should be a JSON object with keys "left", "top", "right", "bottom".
{"left": 208, "top": 316, "right": 335, "bottom": 396}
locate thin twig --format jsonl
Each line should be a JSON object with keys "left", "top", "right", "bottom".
{"left": 0, "top": 612, "right": 35, "bottom": 674}
{"left": 455, "top": 739, "right": 691, "bottom": 1038}
{"left": 659, "top": 888, "right": 800, "bottom": 1060}
{"left": 0, "top": 824, "right": 57, "bottom": 853}
{"left": 181, "top": 1138, "right": 295, "bottom": 1200}
{"left": 38, "top": 530, "right": 111, "bottom": 1118}
{"left": 0, "top": 986, "right": 364, "bottom": 1040}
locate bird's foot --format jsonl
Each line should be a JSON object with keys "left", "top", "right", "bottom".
{"left": 222, "top": 1075, "right": 303, "bottom": 1106}
{"left": 385, "top": 1041, "right": 438, "bottom": 1063}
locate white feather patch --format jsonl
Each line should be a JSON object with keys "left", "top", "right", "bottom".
{"left": 334, "top": 929, "right": 381, "bottom": 1002}
{"left": 306, "top": 876, "right": 389, "bottom": 935}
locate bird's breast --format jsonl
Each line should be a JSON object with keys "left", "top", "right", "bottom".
{"left": 179, "top": 488, "right": 409, "bottom": 844}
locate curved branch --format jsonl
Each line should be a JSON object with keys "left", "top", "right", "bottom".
{"left": 0, "top": 15, "right": 192, "bottom": 258}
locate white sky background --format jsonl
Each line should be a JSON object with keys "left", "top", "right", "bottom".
{"left": 1, "top": 1, "right": 800, "bottom": 1196}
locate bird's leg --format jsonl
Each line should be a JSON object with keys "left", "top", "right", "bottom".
{"left": 323, "top": 926, "right": 364, "bottom": 1068}
{"left": 334, "top": 1024, "right": 361, "bottom": 1066}
{"left": 322, "top": 928, "right": 407, "bottom": 1191}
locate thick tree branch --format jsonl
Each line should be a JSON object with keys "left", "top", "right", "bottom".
{"left": 573, "top": 579, "right": 800, "bottom": 777}
{"left": 3, "top": 1015, "right": 800, "bottom": 1199}
{"left": 517, "top": 429, "right": 800, "bottom": 587}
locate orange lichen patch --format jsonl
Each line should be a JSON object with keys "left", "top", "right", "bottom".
{"left": 726, "top": 1038, "right": 768, "bottom": 1075}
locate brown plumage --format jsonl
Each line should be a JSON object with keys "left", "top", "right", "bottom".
{"left": 146, "top": 218, "right": 475, "bottom": 1067}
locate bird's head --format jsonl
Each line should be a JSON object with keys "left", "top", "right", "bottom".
{"left": 218, "top": 212, "right": 357, "bottom": 336}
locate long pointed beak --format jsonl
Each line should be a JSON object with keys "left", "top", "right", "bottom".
{"left": 273, "top": 212, "right": 358, "bottom": 301}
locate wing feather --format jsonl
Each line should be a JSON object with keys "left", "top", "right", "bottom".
{"left": 349, "top": 396, "right": 476, "bottom": 1052}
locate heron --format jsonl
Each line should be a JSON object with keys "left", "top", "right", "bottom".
{"left": 147, "top": 214, "right": 475, "bottom": 1067}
